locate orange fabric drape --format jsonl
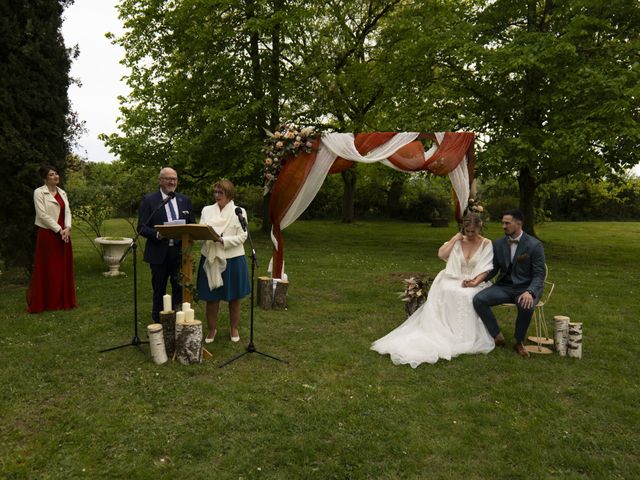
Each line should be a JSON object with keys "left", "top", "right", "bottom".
{"left": 268, "top": 132, "right": 475, "bottom": 278}
{"left": 269, "top": 142, "right": 321, "bottom": 277}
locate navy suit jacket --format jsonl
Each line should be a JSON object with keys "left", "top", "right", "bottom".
{"left": 137, "top": 191, "right": 196, "bottom": 264}
{"left": 486, "top": 232, "right": 546, "bottom": 299}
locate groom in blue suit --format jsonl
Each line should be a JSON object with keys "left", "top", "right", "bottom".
{"left": 138, "top": 167, "right": 196, "bottom": 323}
{"left": 473, "top": 209, "right": 546, "bottom": 357}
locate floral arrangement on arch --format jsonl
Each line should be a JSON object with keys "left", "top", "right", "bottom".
{"left": 465, "top": 197, "right": 485, "bottom": 215}
{"left": 263, "top": 123, "right": 320, "bottom": 195}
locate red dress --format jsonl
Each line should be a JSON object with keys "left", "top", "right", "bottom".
{"left": 27, "top": 192, "right": 77, "bottom": 313}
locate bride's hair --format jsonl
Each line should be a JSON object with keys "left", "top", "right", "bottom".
{"left": 462, "top": 212, "right": 483, "bottom": 231}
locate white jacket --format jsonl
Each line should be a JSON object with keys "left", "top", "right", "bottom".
{"left": 33, "top": 185, "right": 72, "bottom": 232}
{"left": 199, "top": 202, "right": 247, "bottom": 259}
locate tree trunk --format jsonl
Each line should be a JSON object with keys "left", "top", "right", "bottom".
{"left": 386, "top": 177, "right": 404, "bottom": 218}
{"left": 341, "top": 168, "right": 356, "bottom": 223}
{"left": 261, "top": 192, "right": 272, "bottom": 233}
{"left": 245, "top": 0, "right": 265, "bottom": 138}
{"left": 518, "top": 166, "right": 537, "bottom": 236}
{"left": 269, "top": 0, "right": 282, "bottom": 129}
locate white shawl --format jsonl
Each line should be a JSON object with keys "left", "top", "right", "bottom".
{"left": 200, "top": 200, "right": 236, "bottom": 290}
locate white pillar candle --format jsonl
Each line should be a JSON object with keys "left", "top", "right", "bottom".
{"left": 176, "top": 311, "right": 185, "bottom": 323}
{"left": 185, "top": 308, "right": 195, "bottom": 322}
{"left": 162, "top": 294, "right": 172, "bottom": 312}
{"left": 182, "top": 302, "right": 191, "bottom": 312}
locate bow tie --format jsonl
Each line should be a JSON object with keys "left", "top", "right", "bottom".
{"left": 507, "top": 238, "right": 519, "bottom": 245}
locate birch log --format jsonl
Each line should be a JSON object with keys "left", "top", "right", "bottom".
{"left": 147, "top": 324, "right": 168, "bottom": 365}
{"left": 175, "top": 319, "right": 203, "bottom": 365}
{"left": 554, "top": 315, "right": 570, "bottom": 356}
{"left": 159, "top": 311, "right": 176, "bottom": 357}
{"left": 567, "top": 322, "right": 583, "bottom": 359}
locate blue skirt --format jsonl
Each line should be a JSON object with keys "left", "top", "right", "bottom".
{"left": 197, "top": 255, "right": 251, "bottom": 302}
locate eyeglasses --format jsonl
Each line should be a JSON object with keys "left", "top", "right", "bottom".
{"left": 161, "top": 177, "right": 178, "bottom": 182}
{"left": 213, "top": 190, "right": 225, "bottom": 195}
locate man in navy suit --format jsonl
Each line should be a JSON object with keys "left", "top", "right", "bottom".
{"left": 473, "top": 209, "right": 546, "bottom": 357}
{"left": 138, "top": 167, "right": 196, "bottom": 323}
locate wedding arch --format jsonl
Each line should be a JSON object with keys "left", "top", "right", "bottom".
{"left": 267, "top": 131, "right": 476, "bottom": 279}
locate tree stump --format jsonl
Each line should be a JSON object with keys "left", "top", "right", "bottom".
{"left": 147, "top": 324, "right": 168, "bottom": 365}
{"left": 257, "top": 276, "right": 288, "bottom": 310}
{"left": 554, "top": 315, "right": 570, "bottom": 356}
{"left": 273, "top": 279, "right": 288, "bottom": 310}
{"left": 257, "top": 276, "right": 273, "bottom": 309}
{"left": 159, "top": 311, "right": 176, "bottom": 357}
{"left": 175, "top": 320, "right": 203, "bottom": 365}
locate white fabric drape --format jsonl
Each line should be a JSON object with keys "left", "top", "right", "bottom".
{"left": 271, "top": 133, "right": 420, "bottom": 253}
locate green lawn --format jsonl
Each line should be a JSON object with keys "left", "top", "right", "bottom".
{"left": 1, "top": 219, "right": 639, "bottom": 479}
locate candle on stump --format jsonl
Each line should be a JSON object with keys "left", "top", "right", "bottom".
{"left": 162, "top": 294, "right": 172, "bottom": 312}
{"left": 182, "top": 302, "right": 191, "bottom": 312}
{"left": 176, "top": 311, "right": 185, "bottom": 323}
{"left": 185, "top": 308, "right": 195, "bottom": 322}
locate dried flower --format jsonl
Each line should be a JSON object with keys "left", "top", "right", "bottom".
{"left": 263, "top": 122, "right": 321, "bottom": 195}
{"left": 399, "top": 276, "right": 431, "bottom": 302}
{"left": 465, "top": 198, "right": 485, "bottom": 215}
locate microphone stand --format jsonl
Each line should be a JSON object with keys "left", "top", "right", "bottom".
{"left": 99, "top": 196, "right": 174, "bottom": 353}
{"left": 219, "top": 218, "right": 287, "bottom": 367}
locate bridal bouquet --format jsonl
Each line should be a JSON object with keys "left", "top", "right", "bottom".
{"left": 400, "top": 276, "right": 432, "bottom": 316}
{"left": 263, "top": 123, "right": 320, "bottom": 195}
{"left": 399, "top": 276, "right": 429, "bottom": 302}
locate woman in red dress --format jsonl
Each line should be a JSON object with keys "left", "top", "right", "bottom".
{"left": 27, "top": 166, "right": 77, "bottom": 313}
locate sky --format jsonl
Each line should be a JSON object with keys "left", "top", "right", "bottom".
{"left": 62, "top": 1, "right": 639, "bottom": 175}
{"left": 62, "top": 0, "right": 127, "bottom": 163}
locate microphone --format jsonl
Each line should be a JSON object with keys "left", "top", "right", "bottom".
{"left": 235, "top": 207, "right": 247, "bottom": 232}
{"left": 160, "top": 191, "right": 176, "bottom": 206}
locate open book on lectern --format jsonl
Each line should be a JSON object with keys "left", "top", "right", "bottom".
{"left": 154, "top": 224, "right": 221, "bottom": 242}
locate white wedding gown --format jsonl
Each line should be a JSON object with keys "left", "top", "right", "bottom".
{"left": 371, "top": 240, "right": 495, "bottom": 367}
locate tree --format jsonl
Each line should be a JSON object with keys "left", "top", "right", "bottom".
{"left": 0, "top": 0, "right": 76, "bottom": 271}
{"left": 104, "top": 0, "right": 301, "bottom": 196}
{"left": 397, "top": 0, "right": 640, "bottom": 234}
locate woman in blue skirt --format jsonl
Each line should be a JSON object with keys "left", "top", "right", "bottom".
{"left": 197, "top": 179, "right": 250, "bottom": 343}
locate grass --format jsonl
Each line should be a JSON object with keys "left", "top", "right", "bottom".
{"left": 1, "top": 219, "right": 639, "bottom": 479}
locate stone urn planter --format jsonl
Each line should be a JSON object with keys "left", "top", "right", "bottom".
{"left": 94, "top": 237, "right": 133, "bottom": 277}
{"left": 430, "top": 218, "right": 449, "bottom": 228}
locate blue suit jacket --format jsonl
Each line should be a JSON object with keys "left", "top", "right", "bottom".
{"left": 137, "top": 191, "right": 196, "bottom": 264}
{"left": 486, "top": 232, "right": 546, "bottom": 298}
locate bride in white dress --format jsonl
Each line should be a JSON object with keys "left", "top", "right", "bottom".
{"left": 371, "top": 213, "right": 495, "bottom": 367}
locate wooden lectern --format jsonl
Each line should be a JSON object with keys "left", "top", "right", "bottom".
{"left": 155, "top": 224, "right": 220, "bottom": 303}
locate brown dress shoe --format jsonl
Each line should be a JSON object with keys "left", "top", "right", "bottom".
{"left": 494, "top": 333, "right": 506, "bottom": 347}
{"left": 513, "top": 342, "right": 530, "bottom": 358}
